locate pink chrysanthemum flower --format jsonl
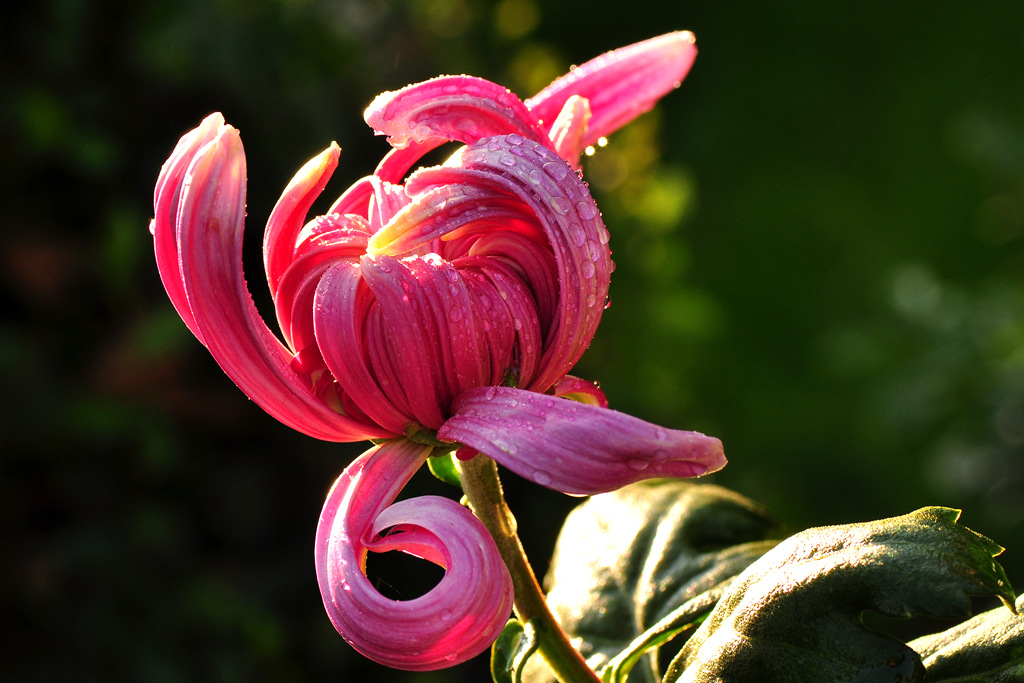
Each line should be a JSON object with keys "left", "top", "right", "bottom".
{"left": 150, "top": 31, "right": 725, "bottom": 670}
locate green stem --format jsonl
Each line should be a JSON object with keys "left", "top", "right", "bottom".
{"left": 457, "top": 454, "right": 602, "bottom": 683}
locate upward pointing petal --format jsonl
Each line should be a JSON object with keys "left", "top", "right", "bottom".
{"left": 264, "top": 143, "right": 340, "bottom": 299}
{"left": 526, "top": 31, "right": 697, "bottom": 148}
{"left": 438, "top": 386, "right": 727, "bottom": 495}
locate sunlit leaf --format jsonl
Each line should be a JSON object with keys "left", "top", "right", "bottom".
{"left": 522, "top": 481, "right": 783, "bottom": 683}
{"left": 665, "top": 507, "right": 1016, "bottom": 683}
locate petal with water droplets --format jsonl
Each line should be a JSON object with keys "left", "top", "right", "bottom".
{"left": 439, "top": 386, "right": 727, "bottom": 495}
{"left": 526, "top": 31, "right": 697, "bottom": 149}
{"left": 316, "top": 439, "right": 513, "bottom": 670}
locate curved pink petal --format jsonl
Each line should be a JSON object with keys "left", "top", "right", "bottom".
{"left": 526, "top": 31, "right": 697, "bottom": 149}
{"left": 151, "top": 112, "right": 225, "bottom": 343}
{"left": 264, "top": 143, "right": 340, "bottom": 299}
{"left": 313, "top": 260, "right": 411, "bottom": 435}
{"left": 438, "top": 386, "right": 727, "bottom": 495}
{"left": 447, "top": 135, "right": 612, "bottom": 391}
{"left": 365, "top": 75, "right": 548, "bottom": 150}
{"left": 174, "top": 124, "right": 387, "bottom": 442}
{"left": 316, "top": 439, "right": 513, "bottom": 670}
{"left": 546, "top": 94, "right": 593, "bottom": 168}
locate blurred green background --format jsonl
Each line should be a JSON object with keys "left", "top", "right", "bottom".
{"left": 2, "top": 0, "right": 1022, "bottom": 680}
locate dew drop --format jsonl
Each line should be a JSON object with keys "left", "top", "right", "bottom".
{"left": 576, "top": 201, "right": 599, "bottom": 220}
{"left": 528, "top": 169, "right": 543, "bottom": 185}
{"left": 655, "top": 427, "right": 668, "bottom": 441}
{"left": 533, "top": 470, "right": 553, "bottom": 486}
{"left": 581, "top": 261, "right": 596, "bottom": 278}
{"left": 499, "top": 153, "right": 516, "bottom": 167}
{"left": 448, "top": 306, "right": 464, "bottom": 322}
{"left": 488, "top": 138, "right": 503, "bottom": 152}
{"left": 569, "top": 225, "right": 587, "bottom": 247}
{"left": 485, "top": 386, "right": 498, "bottom": 400}
{"left": 506, "top": 133, "right": 524, "bottom": 145}
{"left": 598, "top": 227, "right": 611, "bottom": 245}
{"left": 543, "top": 160, "right": 568, "bottom": 181}
{"left": 550, "top": 196, "right": 572, "bottom": 215}
{"left": 627, "top": 459, "right": 649, "bottom": 471}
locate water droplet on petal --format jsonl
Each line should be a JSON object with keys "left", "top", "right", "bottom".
{"left": 485, "top": 386, "right": 498, "bottom": 400}
{"left": 506, "top": 133, "right": 524, "bottom": 145}
{"left": 550, "top": 196, "right": 571, "bottom": 215}
{"left": 655, "top": 427, "right": 668, "bottom": 441}
{"left": 576, "top": 201, "right": 599, "bottom": 220}
{"left": 528, "top": 169, "right": 543, "bottom": 185}
{"left": 533, "top": 470, "right": 553, "bottom": 486}
{"left": 627, "top": 459, "right": 649, "bottom": 471}
{"left": 543, "top": 161, "right": 568, "bottom": 181}
{"left": 499, "top": 153, "right": 516, "bottom": 167}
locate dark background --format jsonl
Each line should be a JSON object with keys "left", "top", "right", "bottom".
{"left": 3, "top": 0, "right": 1022, "bottom": 680}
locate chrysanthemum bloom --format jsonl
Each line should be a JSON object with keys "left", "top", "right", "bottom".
{"left": 151, "top": 31, "right": 726, "bottom": 670}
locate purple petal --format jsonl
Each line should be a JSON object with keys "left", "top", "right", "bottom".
{"left": 526, "top": 31, "right": 698, "bottom": 148}
{"left": 316, "top": 439, "right": 513, "bottom": 670}
{"left": 438, "top": 386, "right": 727, "bottom": 495}
{"left": 171, "top": 122, "right": 386, "bottom": 441}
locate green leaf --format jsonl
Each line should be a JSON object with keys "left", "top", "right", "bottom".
{"left": 522, "top": 481, "right": 783, "bottom": 683}
{"left": 426, "top": 451, "right": 462, "bottom": 487}
{"left": 492, "top": 618, "right": 540, "bottom": 683}
{"left": 910, "top": 594, "right": 1023, "bottom": 682}
{"left": 665, "top": 507, "right": 1017, "bottom": 683}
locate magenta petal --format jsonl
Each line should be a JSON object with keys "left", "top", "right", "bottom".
{"left": 174, "top": 124, "right": 385, "bottom": 442}
{"left": 316, "top": 440, "right": 513, "bottom": 670}
{"left": 449, "top": 136, "right": 612, "bottom": 391}
{"left": 526, "top": 31, "right": 697, "bottom": 148}
{"left": 151, "top": 112, "right": 225, "bottom": 343}
{"left": 439, "top": 387, "right": 727, "bottom": 495}
{"left": 365, "top": 75, "right": 548, "bottom": 149}
{"left": 313, "top": 260, "right": 412, "bottom": 435}
{"left": 264, "top": 144, "right": 340, "bottom": 299}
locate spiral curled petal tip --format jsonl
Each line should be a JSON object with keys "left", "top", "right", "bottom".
{"left": 439, "top": 386, "right": 727, "bottom": 495}
{"left": 316, "top": 440, "right": 513, "bottom": 670}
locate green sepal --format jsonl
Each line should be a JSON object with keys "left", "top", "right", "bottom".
{"left": 426, "top": 450, "right": 462, "bottom": 488}
{"left": 492, "top": 618, "right": 540, "bottom": 683}
{"left": 664, "top": 506, "right": 1017, "bottom": 683}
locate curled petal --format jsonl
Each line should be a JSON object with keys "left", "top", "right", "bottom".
{"left": 365, "top": 75, "right": 548, "bottom": 149}
{"left": 546, "top": 95, "right": 593, "bottom": 168}
{"left": 173, "top": 123, "right": 383, "bottom": 441}
{"left": 316, "top": 439, "right": 513, "bottom": 670}
{"left": 151, "top": 112, "right": 225, "bottom": 343}
{"left": 526, "top": 31, "right": 697, "bottom": 148}
{"left": 264, "top": 143, "right": 340, "bottom": 298}
{"left": 438, "top": 386, "right": 727, "bottom": 495}
{"left": 313, "top": 260, "right": 411, "bottom": 435}
{"left": 449, "top": 135, "right": 612, "bottom": 391}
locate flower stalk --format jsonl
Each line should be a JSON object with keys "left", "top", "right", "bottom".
{"left": 457, "top": 454, "right": 602, "bottom": 683}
